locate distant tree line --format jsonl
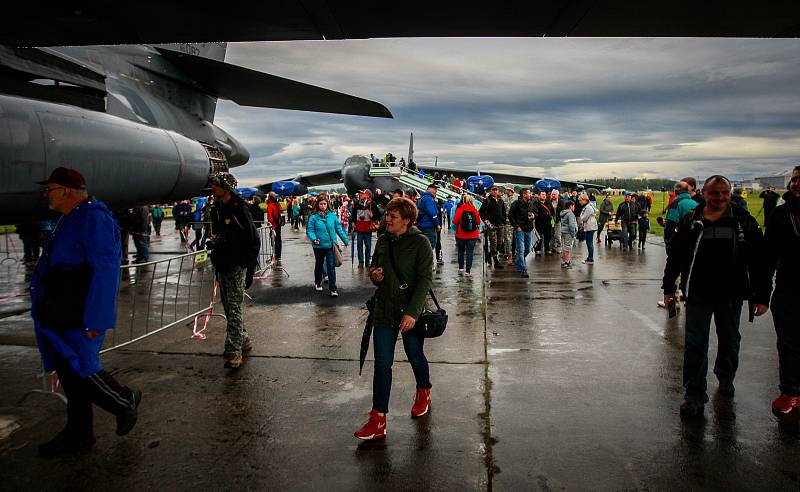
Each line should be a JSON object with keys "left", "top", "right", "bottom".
{"left": 584, "top": 177, "right": 677, "bottom": 191}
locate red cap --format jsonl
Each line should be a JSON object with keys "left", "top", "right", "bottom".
{"left": 37, "top": 167, "right": 87, "bottom": 189}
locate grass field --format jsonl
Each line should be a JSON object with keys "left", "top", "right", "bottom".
{"left": 601, "top": 191, "right": 781, "bottom": 236}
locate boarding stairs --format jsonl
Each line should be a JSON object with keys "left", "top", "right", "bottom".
{"left": 369, "top": 165, "right": 483, "bottom": 208}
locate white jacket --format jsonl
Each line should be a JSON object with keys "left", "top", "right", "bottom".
{"left": 579, "top": 202, "right": 598, "bottom": 231}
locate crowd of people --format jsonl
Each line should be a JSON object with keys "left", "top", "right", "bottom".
{"left": 13, "top": 162, "right": 799, "bottom": 454}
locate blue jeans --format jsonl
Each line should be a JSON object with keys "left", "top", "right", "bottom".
{"left": 372, "top": 324, "right": 431, "bottom": 414}
{"left": 420, "top": 228, "right": 438, "bottom": 250}
{"left": 456, "top": 238, "right": 477, "bottom": 272}
{"left": 585, "top": 230, "right": 595, "bottom": 260}
{"left": 683, "top": 298, "right": 743, "bottom": 403}
{"left": 313, "top": 247, "right": 336, "bottom": 289}
{"left": 356, "top": 232, "right": 372, "bottom": 265}
{"left": 514, "top": 230, "right": 532, "bottom": 272}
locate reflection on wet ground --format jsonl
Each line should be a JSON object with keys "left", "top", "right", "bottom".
{"left": 0, "top": 226, "right": 797, "bottom": 489}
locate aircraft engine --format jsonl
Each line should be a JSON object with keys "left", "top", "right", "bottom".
{"left": 0, "top": 95, "right": 225, "bottom": 224}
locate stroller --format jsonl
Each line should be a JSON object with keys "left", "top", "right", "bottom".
{"left": 604, "top": 216, "right": 623, "bottom": 246}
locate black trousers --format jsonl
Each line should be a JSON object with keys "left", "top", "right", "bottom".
{"left": 773, "top": 291, "right": 800, "bottom": 396}
{"left": 535, "top": 223, "right": 551, "bottom": 252}
{"left": 274, "top": 227, "right": 282, "bottom": 260}
{"left": 54, "top": 354, "right": 134, "bottom": 439}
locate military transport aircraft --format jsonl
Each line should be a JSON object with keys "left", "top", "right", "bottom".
{"left": 2, "top": 1, "right": 798, "bottom": 223}
{"left": 0, "top": 43, "right": 391, "bottom": 224}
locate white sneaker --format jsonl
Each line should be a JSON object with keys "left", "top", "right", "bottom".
{"left": 315, "top": 284, "right": 323, "bottom": 291}
{"left": 458, "top": 268, "right": 465, "bottom": 275}
{"left": 465, "top": 272, "right": 474, "bottom": 278}
{"left": 330, "top": 290, "right": 339, "bottom": 297}
{"left": 322, "top": 276, "right": 329, "bottom": 283}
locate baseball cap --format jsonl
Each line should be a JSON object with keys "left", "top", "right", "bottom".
{"left": 37, "top": 167, "right": 86, "bottom": 189}
{"left": 427, "top": 182, "right": 439, "bottom": 189}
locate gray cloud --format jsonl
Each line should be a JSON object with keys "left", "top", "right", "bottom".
{"left": 216, "top": 38, "right": 800, "bottom": 185}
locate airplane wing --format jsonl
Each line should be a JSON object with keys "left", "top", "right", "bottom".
{"left": 154, "top": 48, "right": 392, "bottom": 118}
{"left": 415, "top": 165, "right": 603, "bottom": 190}
{"left": 256, "top": 168, "right": 343, "bottom": 193}
{"left": 2, "top": 2, "right": 799, "bottom": 46}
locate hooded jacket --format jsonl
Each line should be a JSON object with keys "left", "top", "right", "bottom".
{"left": 579, "top": 202, "right": 598, "bottom": 231}
{"left": 416, "top": 191, "right": 441, "bottom": 229}
{"left": 559, "top": 209, "right": 578, "bottom": 236}
{"left": 30, "top": 199, "right": 121, "bottom": 377}
{"left": 665, "top": 192, "right": 698, "bottom": 224}
{"left": 307, "top": 211, "right": 349, "bottom": 249}
{"left": 765, "top": 191, "right": 800, "bottom": 296}
{"left": 369, "top": 227, "right": 434, "bottom": 326}
{"left": 661, "top": 203, "right": 771, "bottom": 305}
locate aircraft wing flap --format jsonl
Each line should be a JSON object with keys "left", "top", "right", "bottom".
{"left": 0, "top": 46, "right": 106, "bottom": 92}
{"left": 156, "top": 48, "right": 392, "bottom": 119}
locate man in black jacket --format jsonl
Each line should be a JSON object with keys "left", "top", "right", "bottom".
{"left": 765, "top": 166, "right": 800, "bottom": 415}
{"left": 509, "top": 189, "right": 534, "bottom": 277}
{"left": 479, "top": 186, "right": 507, "bottom": 268}
{"left": 662, "top": 175, "right": 771, "bottom": 418}
{"left": 208, "top": 172, "right": 260, "bottom": 369}
{"left": 615, "top": 193, "right": 641, "bottom": 251}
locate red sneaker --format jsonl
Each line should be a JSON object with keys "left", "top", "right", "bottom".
{"left": 771, "top": 394, "right": 800, "bottom": 414}
{"left": 354, "top": 409, "right": 387, "bottom": 440}
{"left": 411, "top": 388, "right": 431, "bottom": 418}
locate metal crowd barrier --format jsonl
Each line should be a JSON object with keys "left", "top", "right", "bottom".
{"left": 19, "top": 248, "right": 224, "bottom": 405}
{"left": 107, "top": 249, "right": 223, "bottom": 351}
{"left": 254, "top": 224, "right": 289, "bottom": 279}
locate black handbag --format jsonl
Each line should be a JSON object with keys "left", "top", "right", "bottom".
{"left": 387, "top": 240, "right": 448, "bottom": 338}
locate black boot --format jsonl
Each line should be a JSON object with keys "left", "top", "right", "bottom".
{"left": 493, "top": 255, "right": 504, "bottom": 269}
{"left": 116, "top": 388, "right": 142, "bottom": 436}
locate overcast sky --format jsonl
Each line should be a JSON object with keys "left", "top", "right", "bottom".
{"left": 214, "top": 38, "right": 800, "bottom": 186}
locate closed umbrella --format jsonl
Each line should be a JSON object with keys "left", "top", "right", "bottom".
{"left": 358, "top": 296, "right": 376, "bottom": 376}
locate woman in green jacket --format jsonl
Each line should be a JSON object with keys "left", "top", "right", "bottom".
{"left": 354, "top": 198, "right": 434, "bottom": 440}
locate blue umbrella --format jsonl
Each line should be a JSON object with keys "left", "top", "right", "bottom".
{"left": 535, "top": 179, "right": 561, "bottom": 193}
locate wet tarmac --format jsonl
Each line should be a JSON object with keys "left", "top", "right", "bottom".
{"left": 0, "top": 225, "right": 798, "bottom": 490}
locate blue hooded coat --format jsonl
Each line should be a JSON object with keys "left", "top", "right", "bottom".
{"left": 30, "top": 199, "right": 121, "bottom": 377}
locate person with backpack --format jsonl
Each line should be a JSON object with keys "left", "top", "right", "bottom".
{"left": 206, "top": 172, "right": 260, "bottom": 370}
{"left": 453, "top": 195, "right": 481, "bottom": 278}
{"left": 150, "top": 204, "right": 165, "bottom": 236}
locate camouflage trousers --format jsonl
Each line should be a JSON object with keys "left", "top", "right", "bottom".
{"left": 503, "top": 224, "right": 514, "bottom": 256}
{"left": 218, "top": 267, "right": 247, "bottom": 356}
{"left": 486, "top": 226, "right": 504, "bottom": 254}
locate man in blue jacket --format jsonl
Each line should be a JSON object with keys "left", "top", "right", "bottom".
{"left": 31, "top": 167, "right": 141, "bottom": 457}
{"left": 416, "top": 183, "right": 441, "bottom": 252}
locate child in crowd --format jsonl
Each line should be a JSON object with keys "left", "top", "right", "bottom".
{"left": 638, "top": 211, "right": 650, "bottom": 250}
{"left": 559, "top": 200, "right": 578, "bottom": 269}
